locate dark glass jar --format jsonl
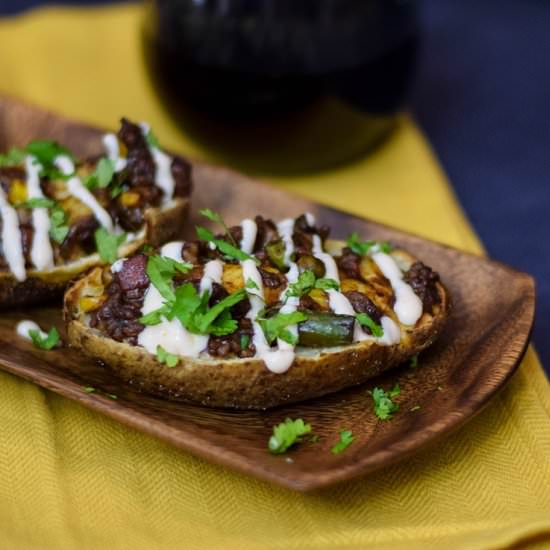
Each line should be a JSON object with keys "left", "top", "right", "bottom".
{"left": 142, "top": 0, "right": 419, "bottom": 172}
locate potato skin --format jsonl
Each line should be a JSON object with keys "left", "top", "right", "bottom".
{"left": 0, "top": 198, "right": 188, "bottom": 308}
{"left": 64, "top": 244, "right": 450, "bottom": 410}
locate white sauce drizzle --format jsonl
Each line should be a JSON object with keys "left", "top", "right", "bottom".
{"left": 200, "top": 259, "right": 223, "bottom": 295}
{"left": 0, "top": 188, "right": 26, "bottom": 281}
{"left": 16, "top": 320, "right": 46, "bottom": 340}
{"left": 138, "top": 241, "right": 208, "bottom": 358}
{"left": 240, "top": 219, "right": 257, "bottom": 254}
{"left": 102, "top": 133, "right": 127, "bottom": 172}
{"left": 309, "top": 222, "right": 402, "bottom": 346}
{"left": 371, "top": 252, "right": 423, "bottom": 326}
{"left": 25, "top": 156, "right": 54, "bottom": 271}
{"left": 139, "top": 122, "right": 175, "bottom": 201}
{"left": 111, "top": 258, "right": 126, "bottom": 273}
{"left": 54, "top": 155, "right": 114, "bottom": 231}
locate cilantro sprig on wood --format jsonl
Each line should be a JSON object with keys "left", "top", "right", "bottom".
{"left": 346, "top": 232, "right": 392, "bottom": 255}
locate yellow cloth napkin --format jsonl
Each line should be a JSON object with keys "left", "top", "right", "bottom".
{"left": 0, "top": 5, "right": 549, "bottom": 550}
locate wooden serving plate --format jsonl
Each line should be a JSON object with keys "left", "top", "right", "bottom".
{"left": 0, "top": 96, "right": 535, "bottom": 491}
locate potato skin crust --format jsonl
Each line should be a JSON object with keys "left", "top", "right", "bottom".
{"left": 0, "top": 198, "right": 188, "bottom": 308}
{"left": 64, "top": 242, "right": 450, "bottom": 410}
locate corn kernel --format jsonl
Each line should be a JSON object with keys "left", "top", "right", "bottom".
{"left": 118, "top": 139, "right": 128, "bottom": 158}
{"left": 119, "top": 191, "right": 140, "bottom": 207}
{"left": 79, "top": 296, "right": 104, "bottom": 313}
{"left": 8, "top": 179, "right": 27, "bottom": 205}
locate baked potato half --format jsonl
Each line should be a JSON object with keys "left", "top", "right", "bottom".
{"left": 0, "top": 118, "right": 192, "bottom": 307}
{"left": 64, "top": 213, "right": 450, "bottom": 410}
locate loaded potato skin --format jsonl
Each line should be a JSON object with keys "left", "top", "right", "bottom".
{"left": 65, "top": 213, "right": 450, "bottom": 410}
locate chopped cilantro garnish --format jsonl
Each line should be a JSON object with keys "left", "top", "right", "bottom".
{"left": 146, "top": 254, "right": 192, "bottom": 302}
{"left": 346, "top": 232, "right": 392, "bottom": 256}
{"left": 82, "top": 386, "right": 96, "bottom": 393}
{"left": 48, "top": 206, "right": 69, "bottom": 243}
{"left": 410, "top": 354, "right": 419, "bottom": 368}
{"left": 268, "top": 418, "right": 312, "bottom": 454}
{"left": 0, "top": 147, "right": 26, "bottom": 167}
{"left": 410, "top": 405, "right": 421, "bottom": 412}
{"left": 156, "top": 345, "right": 179, "bottom": 367}
{"left": 196, "top": 226, "right": 257, "bottom": 263}
{"left": 26, "top": 140, "right": 74, "bottom": 180}
{"left": 356, "top": 313, "right": 384, "bottom": 338}
{"left": 240, "top": 334, "right": 251, "bottom": 349}
{"left": 145, "top": 129, "right": 161, "bottom": 149}
{"left": 286, "top": 270, "right": 315, "bottom": 298}
{"left": 198, "top": 208, "right": 238, "bottom": 246}
{"left": 29, "top": 327, "right": 60, "bottom": 350}
{"left": 331, "top": 430, "right": 354, "bottom": 454}
{"left": 110, "top": 182, "right": 124, "bottom": 198}
{"left": 83, "top": 158, "right": 115, "bottom": 190}
{"left": 94, "top": 228, "right": 127, "bottom": 264}
{"left": 314, "top": 278, "right": 340, "bottom": 291}
{"left": 258, "top": 311, "right": 307, "bottom": 346}
{"left": 142, "top": 281, "right": 245, "bottom": 338}
{"left": 245, "top": 278, "right": 259, "bottom": 290}
{"left": 107, "top": 394, "right": 118, "bottom": 400}
{"left": 285, "top": 271, "right": 340, "bottom": 300}
{"left": 21, "top": 197, "right": 56, "bottom": 209}
{"left": 370, "top": 384, "right": 400, "bottom": 420}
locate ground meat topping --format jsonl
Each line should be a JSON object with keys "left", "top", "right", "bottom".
{"left": 403, "top": 261, "right": 441, "bottom": 313}
{"left": 344, "top": 290, "right": 383, "bottom": 324}
{"left": 337, "top": 247, "right": 362, "bottom": 280}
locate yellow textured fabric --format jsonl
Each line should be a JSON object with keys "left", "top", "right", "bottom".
{"left": 0, "top": 5, "right": 549, "bottom": 550}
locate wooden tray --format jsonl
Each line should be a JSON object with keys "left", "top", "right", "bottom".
{"left": 0, "top": 96, "right": 535, "bottom": 491}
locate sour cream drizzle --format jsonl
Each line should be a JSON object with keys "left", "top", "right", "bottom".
{"left": 25, "top": 156, "right": 54, "bottom": 271}
{"left": 371, "top": 252, "right": 423, "bottom": 326}
{"left": 309, "top": 217, "right": 401, "bottom": 345}
{"left": 138, "top": 241, "right": 208, "bottom": 358}
{"left": 139, "top": 123, "right": 175, "bottom": 201}
{"left": 16, "top": 319, "right": 46, "bottom": 340}
{"left": 102, "top": 133, "right": 127, "bottom": 172}
{"left": 200, "top": 259, "right": 223, "bottom": 295}
{"left": 0, "top": 188, "right": 26, "bottom": 281}
{"left": 54, "top": 155, "right": 114, "bottom": 231}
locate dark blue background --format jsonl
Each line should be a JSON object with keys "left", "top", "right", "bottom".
{"left": 1, "top": 0, "right": 549, "bottom": 374}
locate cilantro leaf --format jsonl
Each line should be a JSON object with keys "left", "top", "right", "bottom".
{"left": 139, "top": 305, "right": 171, "bottom": 326}
{"left": 258, "top": 311, "right": 307, "bottom": 345}
{"left": 145, "top": 129, "right": 161, "bottom": 149}
{"left": 94, "top": 228, "right": 127, "bottom": 264}
{"left": 356, "top": 313, "right": 384, "bottom": 337}
{"left": 331, "top": 430, "right": 354, "bottom": 454}
{"left": 314, "top": 278, "right": 340, "bottom": 291}
{"left": 166, "top": 282, "right": 204, "bottom": 326}
{"left": 83, "top": 158, "right": 115, "bottom": 190}
{"left": 29, "top": 327, "right": 60, "bottom": 350}
{"left": 240, "top": 334, "right": 251, "bottom": 349}
{"left": 21, "top": 197, "right": 56, "bottom": 209}
{"left": 49, "top": 206, "right": 69, "bottom": 243}
{"left": 346, "top": 232, "right": 392, "bottom": 256}
{"left": 0, "top": 147, "right": 26, "bottom": 167}
{"left": 25, "top": 140, "right": 74, "bottom": 180}
{"left": 198, "top": 208, "right": 238, "bottom": 246}
{"left": 370, "top": 384, "right": 400, "bottom": 420}
{"left": 196, "top": 226, "right": 257, "bottom": 263}
{"left": 245, "top": 278, "right": 259, "bottom": 290}
{"left": 286, "top": 270, "right": 316, "bottom": 298}
{"left": 156, "top": 345, "right": 179, "bottom": 367}
{"left": 268, "top": 418, "right": 312, "bottom": 454}
{"left": 194, "top": 289, "right": 246, "bottom": 333}
{"left": 82, "top": 386, "right": 96, "bottom": 393}
{"left": 145, "top": 255, "right": 192, "bottom": 303}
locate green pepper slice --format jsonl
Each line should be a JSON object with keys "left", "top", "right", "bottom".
{"left": 297, "top": 312, "right": 355, "bottom": 348}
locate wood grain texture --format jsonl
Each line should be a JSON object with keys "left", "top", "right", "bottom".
{"left": 0, "top": 95, "right": 536, "bottom": 491}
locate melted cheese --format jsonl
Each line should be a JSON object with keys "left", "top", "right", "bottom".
{"left": 371, "top": 251, "right": 423, "bottom": 326}
{"left": 0, "top": 188, "right": 26, "bottom": 281}
{"left": 25, "top": 156, "right": 54, "bottom": 271}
